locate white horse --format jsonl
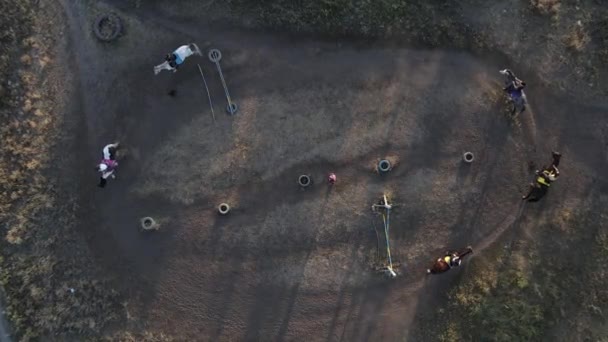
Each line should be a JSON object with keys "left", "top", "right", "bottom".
{"left": 154, "top": 43, "right": 202, "bottom": 75}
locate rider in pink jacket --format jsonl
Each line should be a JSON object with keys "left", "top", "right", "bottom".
{"left": 96, "top": 142, "right": 119, "bottom": 188}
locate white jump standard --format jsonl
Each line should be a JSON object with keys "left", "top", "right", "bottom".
{"left": 208, "top": 48, "right": 238, "bottom": 115}
{"left": 154, "top": 43, "right": 202, "bottom": 75}
{"left": 372, "top": 194, "right": 398, "bottom": 278}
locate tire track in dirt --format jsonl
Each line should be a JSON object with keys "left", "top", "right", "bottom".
{"left": 472, "top": 201, "right": 526, "bottom": 254}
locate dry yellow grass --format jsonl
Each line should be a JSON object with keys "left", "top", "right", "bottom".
{"left": 531, "top": 0, "right": 561, "bottom": 16}
{"left": 0, "top": 1, "right": 121, "bottom": 339}
{"left": 108, "top": 331, "right": 175, "bottom": 342}
{"left": 563, "top": 21, "right": 590, "bottom": 52}
{"left": 432, "top": 195, "right": 608, "bottom": 341}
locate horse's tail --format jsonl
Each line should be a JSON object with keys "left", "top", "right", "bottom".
{"left": 427, "top": 266, "right": 441, "bottom": 275}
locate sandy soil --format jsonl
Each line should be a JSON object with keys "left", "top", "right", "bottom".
{"left": 55, "top": 0, "right": 608, "bottom": 340}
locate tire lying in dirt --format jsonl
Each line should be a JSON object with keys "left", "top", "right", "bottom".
{"left": 218, "top": 203, "right": 231, "bottom": 215}
{"left": 298, "top": 175, "right": 312, "bottom": 188}
{"left": 463, "top": 152, "right": 475, "bottom": 163}
{"left": 378, "top": 159, "right": 391, "bottom": 173}
{"left": 140, "top": 217, "right": 159, "bottom": 231}
{"left": 93, "top": 13, "right": 122, "bottom": 42}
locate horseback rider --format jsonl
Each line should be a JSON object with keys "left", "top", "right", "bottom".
{"left": 539, "top": 153, "right": 560, "bottom": 182}
{"left": 96, "top": 142, "right": 120, "bottom": 188}
{"left": 442, "top": 252, "right": 462, "bottom": 268}
{"left": 165, "top": 44, "right": 196, "bottom": 70}
{"left": 523, "top": 151, "right": 561, "bottom": 201}
{"left": 154, "top": 43, "right": 202, "bottom": 75}
{"left": 522, "top": 169, "right": 555, "bottom": 201}
{"left": 427, "top": 247, "right": 473, "bottom": 274}
{"left": 500, "top": 69, "right": 527, "bottom": 115}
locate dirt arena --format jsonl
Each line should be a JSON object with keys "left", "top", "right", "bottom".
{"left": 8, "top": 0, "right": 606, "bottom": 340}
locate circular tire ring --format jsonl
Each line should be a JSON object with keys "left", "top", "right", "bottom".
{"left": 94, "top": 14, "right": 122, "bottom": 42}
{"left": 298, "top": 175, "right": 311, "bottom": 188}
{"left": 378, "top": 160, "right": 391, "bottom": 173}
{"left": 140, "top": 217, "right": 157, "bottom": 231}
{"left": 463, "top": 152, "right": 475, "bottom": 163}
{"left": 208, "top": 49, "right": 222, "bottom": 63}
{"left": 218, "top": 203, "right": 230, "bottom": 215}
{"left": 226, "top": 102, "right": 238, "bottom": 115}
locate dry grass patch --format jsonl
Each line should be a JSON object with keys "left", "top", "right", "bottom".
{"left": 0, "top": 1, "right": 121, "bottom": 340}
{"left": 531, "top": 0, "right": 560, "bottom": 16}
{"left": 563, "top": 21, "right": 590, "bottom": 52}
{"left": 430, "top": 194, "right": 608, "bottom": 341}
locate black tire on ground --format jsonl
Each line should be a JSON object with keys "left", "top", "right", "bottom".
{"left": 463, "top": 152, "right": 474, "bottom": 163}
{"left": 218, "top": 203, "right": 231, "bottom": 215}
{"left": 378, "top": 159, "right": 391, "bottom": 173}
{"left": 298, "top": 175, "right": 312, "bottom": 188}
{"left": 140, "top": 217, "right": 157, "bottom": 231}
{"left": 93, "top": 14, "right": 122, "bottom": 42}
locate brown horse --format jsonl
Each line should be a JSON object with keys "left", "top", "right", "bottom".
{"left": 426, "top": 246, "right": 473, "bottom": 275}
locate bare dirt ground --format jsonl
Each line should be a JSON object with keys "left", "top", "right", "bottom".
{"left": 16, "top": 0, "right": 607, "bottom": 340}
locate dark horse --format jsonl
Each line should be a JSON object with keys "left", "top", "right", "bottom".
{"left": 500, "top": 69, "right": 527, "bottom": 115}
{"left": 522, "top": 151, "right": 561, "bottom": 202}
{"left": 427, "top": 246, "right": 473, "bottom": 275}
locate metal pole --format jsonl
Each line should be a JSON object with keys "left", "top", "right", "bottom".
{"left": 374, "top": 194, "right": 397, "bottom": 277}
{"left": 215, "top": 62, "right": 234, "bottom": 111}
{"left": 383, "top": 212, "right": 395, "bottom": 274}
{"left": 208, "top": 49, "right": 237, "bottom": 115}
{"left": 197, "top": 64, "right": 215, "bottom": 123}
